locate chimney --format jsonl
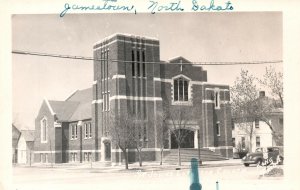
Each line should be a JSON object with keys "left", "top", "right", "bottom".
{"left": 259, "top": 91, "right": 265, "bottom": 98}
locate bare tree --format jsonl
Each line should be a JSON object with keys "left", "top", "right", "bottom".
{"left": 133, "top": 121, "right": 146, "bottom": 167}
{"left": 155, "top": 111, "right": 168, "bottom": 165}
{"left": 165, "top": 105, "right": 193, "bottom": 166}
{"left": 108, "top": 111, "right": 136, "bottom": 169}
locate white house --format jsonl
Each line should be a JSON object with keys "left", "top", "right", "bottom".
{"left": 232, "top": 108, "right": 283, "bottom": 157}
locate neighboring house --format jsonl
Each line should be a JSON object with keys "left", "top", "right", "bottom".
{"left": 12, "top": 124, "right": 21, "bottom": 164}
{"left": 34, "top": 33, "right": 233, "bottom": 164}
{"left": 17, "top": 130, "right": 35, "bottom": 164}
{"left": 12, "top": 124, "right": 35, "bottom": 164}
{"left": 232, "top": 92, "right": 283, "bottom": 157}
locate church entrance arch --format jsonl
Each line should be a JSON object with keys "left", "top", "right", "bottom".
{"left": 171, "top": 129, "right": 195, "bottom": 149}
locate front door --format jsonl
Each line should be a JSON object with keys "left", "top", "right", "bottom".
{"left": 104, "top": 141, "right": 111, "bottom": 161}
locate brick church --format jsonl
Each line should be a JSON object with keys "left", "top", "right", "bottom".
{"left": 34, "top": 33, "right": 233, "bottom": 164}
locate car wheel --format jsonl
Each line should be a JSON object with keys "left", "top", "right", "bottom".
{"left": 256, "top": 159, "right": 263, "bottom": 166}
{"left": 244, "top": 163, "right": 250, "bottom": 167}
{"left": 278, "top": 156, "right": 284, "bottom": 165}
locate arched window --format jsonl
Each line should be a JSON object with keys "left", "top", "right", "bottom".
{"left": 173, "top": 77, "right": 189, "bottom": 102}
{"left": 40, "top": 117, "right": 48, "bottom": 143}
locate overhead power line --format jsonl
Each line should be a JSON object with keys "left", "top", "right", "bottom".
{"left": 12, "top": 50, "right": 283, "bottom": 66}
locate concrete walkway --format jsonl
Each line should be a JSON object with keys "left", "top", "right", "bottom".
{"left": 14, "top": 159, "right": 243, "bottom": 173}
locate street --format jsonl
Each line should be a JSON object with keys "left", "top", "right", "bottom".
{"left": 13, "top": 161, "right": 285, "bottom": 190}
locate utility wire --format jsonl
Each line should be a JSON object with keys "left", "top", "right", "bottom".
{"left": 12, "top": 50, "right": 283, "bottom": 66}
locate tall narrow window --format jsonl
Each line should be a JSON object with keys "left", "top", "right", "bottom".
{"left": 106, "top": 50, "right": 109, "bottom": 79}
{"left": 131, "top": 50, "right": 135, "bottom": 76}
{"left": 174, "top": 79, "right": 178, "bottom": 101}
{"left": 84, "top": 123, "right": 88, "bottom": 138}
{"left": 173, "top": 77, "right": 189, "bottom": 102}
{"left": 184, "top": 80, "right": 188, "bottom": 101}
{"left": 74, "top": 124, "right": 78, "bottom": 139}
{"left": 89, "top": 123, "right": 92, "bottom": 138}
{"left": 107, "top": 92, "right": 110, "bottom": 111}
{"left": 137, "top": 51, "right": 140, "bottom": 77}
{"left": 179, "top": 79, "right": 183, "bottom": 101}
{"left": 216, "top": 123, "right": 220, "bottom": 136}
{"left": 142, "top": 51, "right": 146, "bottom": 77}
{"left": 41, "top": 118, "right": 47, "bottom": 143}
{"left": 143, "top": 124, "right": 148, "bottom": 141}
{"left": 215, "top": 91, "right": 219, "bottom": 108}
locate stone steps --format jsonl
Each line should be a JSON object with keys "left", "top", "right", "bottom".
{"left": 163, "top": 148, "right": 228, "bottom": 163}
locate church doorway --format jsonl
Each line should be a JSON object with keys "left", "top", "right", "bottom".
{"left": 103, "top": 140, "right": 111, "bottom": 161}
{"left": 171, "top": 129, "right": 195, "bottom": 149}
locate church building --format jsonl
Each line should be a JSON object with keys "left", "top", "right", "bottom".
{"left": 34, "top": 33, "right": 233, "bottom": 164}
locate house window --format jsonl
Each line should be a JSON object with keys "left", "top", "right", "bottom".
{"left": 173, "top": 77, "right": 189, "bottom": 102}
{"left": 255, "top": 119, "right": 259, "bottom": 128}
{"left": 40, "top": 117, "right": 48, "bottom": 143}
{"left": 232, "top": 138, "right": 236, "bottom": 147}
{"left": 216, "top": 122, "right": 220, "bottom": 136}
{"left": 256, "top": 136, "right": 260, "bottom": 147}
{"left": 137, "top": 51, "right": 140, "bottom": 77}
{"left": 70, "top": 124, "right": 78, "bottom": 140}
{"left": 214, "top": 90, "right": 220, "bottom": 108}
{"left": 241, "top": 137, "right": 246, "bottom": 149}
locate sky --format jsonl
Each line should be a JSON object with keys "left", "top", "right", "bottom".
{"left": 12, "top": 13, "right": 283, "bottom": 129}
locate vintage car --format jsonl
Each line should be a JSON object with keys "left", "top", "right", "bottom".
{"left": 242, "top": 147, "right": 284, "bottom": 167}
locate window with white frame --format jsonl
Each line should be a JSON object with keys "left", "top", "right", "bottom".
{"left": 173, "top": 77, "right": 189, "bottom": 102}
{"left": 40, "top": 117, "right": 48, "bottom": 143}
{"left": 84, "top": 122, "right": 92, "bottom": 139}
{"left": 256, "top": 136, "right": 260, "bottom": 147}
{"left": 88, "top": 123, "right": 92, "bottom": 138}
{"left": 70, "top": 124, "right": 78, "bottom": 140}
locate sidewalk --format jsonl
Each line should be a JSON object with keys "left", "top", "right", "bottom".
{"left": 14, "top": 159, "right": 243, "bottom": 173}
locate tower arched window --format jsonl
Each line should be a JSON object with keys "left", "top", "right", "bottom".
{"left": 173, "top": 77, "right": 189, "bottom": 102}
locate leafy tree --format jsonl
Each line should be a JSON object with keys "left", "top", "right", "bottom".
{"left": 231, "top": 69, "right": 277, "bottom": 152}
{"left": 259, "top": 66, "right": 283, "bottom": 107}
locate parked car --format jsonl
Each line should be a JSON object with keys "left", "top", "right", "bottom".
{"left": 242, "top": 147, "right": 284, "bottom": 167}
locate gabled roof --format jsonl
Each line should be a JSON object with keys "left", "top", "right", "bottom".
{"left": 48, "top": 100, "right": 80, "bottom": 121}
{"left": 65, "top": 88, "right": 92, "bottom": 103}
{"left": 69, "top": 102, "right": 92, "bottom": 121}
{"left": 168, "top": 56, "right": 192, "bottom": 64}
{"left": 21, "top": 130, "right": 35, "bottom": 142}
{"left": 12, "top": 124, "right": 21, "bottom": 149}
{"left": 46, "top": 88, "right": 93, "bottom": 122}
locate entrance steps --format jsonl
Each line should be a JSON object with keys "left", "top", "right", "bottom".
{"left": 163, "top": 148, "right": 228, "bottom": 163}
